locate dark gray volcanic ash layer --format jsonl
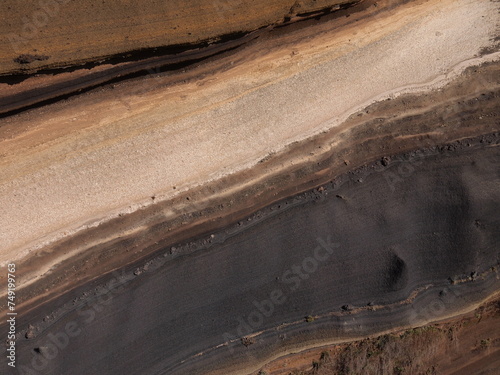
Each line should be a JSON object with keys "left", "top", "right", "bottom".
{"left": 8, "top": 135, "right": 499, "bottom": 375}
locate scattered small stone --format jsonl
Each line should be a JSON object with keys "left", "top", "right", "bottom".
{"left": 14, "top": 54, "right": 49, "bottom": 64}
{"left": 381, "top": 156, "right": 390, "bottom": 166}
{"left": 34, "top": 347, "right": 48, "bottom": 355}
{"left": 241, "top": 337, "right": 254, "bottom": 347}
{"left": 133, "top": 268, "right": 142, "bottom": 276}
{"left": 474, "top": 219, "right": 484, "bottom": 229}
{"left": 25, "top": 325, "right": 36, "bottom": 339}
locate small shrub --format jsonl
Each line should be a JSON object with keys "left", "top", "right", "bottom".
{"left": 480, "top": 338, "right": 491, "bottom": 349}
{"left": 320, "top": 351, "right": 330, "bottom": 361}
{"left": 305, "top": 315, "right": 315, "bottom": 323}
{"left": 394, "top": 365, "right": 404, "bottom": 374}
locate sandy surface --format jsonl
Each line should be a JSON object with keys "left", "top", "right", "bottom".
{"left": 0, "top": 0, "right": 498, "bottom": 269}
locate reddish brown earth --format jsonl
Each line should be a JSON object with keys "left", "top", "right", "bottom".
{"left": 257, "top": 296, "right": 500, "bottom": 375}
{"left": 0, "top": 0, "right": 355, "bottom": 75}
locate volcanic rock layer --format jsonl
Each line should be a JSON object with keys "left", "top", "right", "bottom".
{"left": 0, "top": 0, "right": 499, "bottom": 374}
{"left": 9, "top": 134, "right": 500, "bottom": 375}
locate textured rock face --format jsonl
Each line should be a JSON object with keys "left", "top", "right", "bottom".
{"left": 0, "top": 0, "right": 499, "bottom": 374}
{"left": 11, "top": 138, "right": 499, "bottom": 375}
{"left": 0, "top": 0, "right": 351, "bottom": 74}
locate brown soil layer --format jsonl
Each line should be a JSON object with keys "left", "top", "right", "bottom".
{"left": 0, "top": 0, "right": 381, "bottom": 116}
{"left": 257, "top": 297, "right": 500, "bottom": 375}
{"left": 0, "top": 0, "right": 356, "bottom": 75}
